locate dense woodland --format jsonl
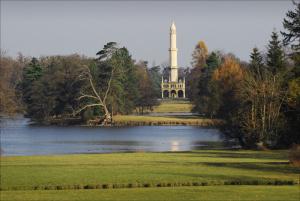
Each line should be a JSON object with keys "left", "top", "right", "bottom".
{"left": 1, "top": 2, "right": 299, "bottom": 149}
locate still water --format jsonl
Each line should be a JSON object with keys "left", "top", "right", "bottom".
{"left": 1, "top": 118, "right": 229, "bottom": 156}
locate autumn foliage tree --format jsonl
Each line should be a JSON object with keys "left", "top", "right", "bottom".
{"left": 20, "top": 55, "right": 88, "bottom": 124}
{"left": 0, "top": 50, "right": 24, "bottom": 120}
{"left": 135, "top": 60, "right": 159, "bottom": 114}
{"left": 209, "top": 57, "right": 247, "bottom": 147}
{"left": 188, "top": 41, "right": 209, "bottom": 100}
{"left": 212, "top": 47, "right": 293, "bottom": 149}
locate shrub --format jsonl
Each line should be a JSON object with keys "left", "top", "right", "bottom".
{"left": 127, "top": 183, "right": 138, "bottom": 188}
{"left": 35, "top": 185, "right": 43, "bottom": 190}
{"left": 84, "top": 184, "right": 96, "bottom": 189}
{"left": 74, "top": 184, "right": 83, "bottom": 189}
{"left": 289, "top": 144, "right": 300, "bottom": 165}
{"left": 102, "top": 184, "right": 111, "bottom": 189}
{"left": 113, "top": 184, "right": 121, "bottom": 188}
{"left": 57, "top": 185, "right": 63, "bottom": 190}
{"left": 143, "top": 183, "right": 152, "bottom": 188}
{"left": 201, "top": 182, "right": 208, "bottom": 186}
{"left": 166, "top": 183, "right": 173, "bottom": 187}
{"left": 253, "top": 180, "right": 262, "bottom": 185}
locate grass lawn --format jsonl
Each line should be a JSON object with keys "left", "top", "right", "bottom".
{"left": 113, "top": 114, "right": 214, "bottom": 126}
{"left": 150, "top": 98, "right": 193, "bottom": 113}
{"left": 2, "top": 186, "right": 299, "bottom": 201}
{"left": 89, "top": 98, "right": 204, "bottom": 126}
{"left": 1, "top": 151, "right": 299, "bottom": 192}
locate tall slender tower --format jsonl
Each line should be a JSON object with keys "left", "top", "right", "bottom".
{"left": 162, "top": 20, "right": 185, "bottom": 99}
{"left": 169, "top": 20, "right": 178, "bottom": 83}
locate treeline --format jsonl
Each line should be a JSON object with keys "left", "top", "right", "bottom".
{"left": 187, "top": 2, "right": 300, "bottom": 149}
{"left": 0, "top": 42, "right": 161, "bottom": 124}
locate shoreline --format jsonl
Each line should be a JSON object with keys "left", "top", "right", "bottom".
{"left": 86, "top": 114, "right": 215, "bottom": 127}
{"left": 47, "top": 114, "right": 216, "bottom": 127}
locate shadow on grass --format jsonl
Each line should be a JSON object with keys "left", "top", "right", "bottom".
{"left": 203, "top": 162, "right": 299, "bottom": 175}
{"left": 155, "top": 151, "right": 298, "bottom": 175}
{"left": 154, "top": 171, "right": 297, "bottom": 185}
{"left": 153, "top": 160, "right": 297, "bottom": 175}
{"left": 171, "top": 150, "right": 289, "bottom": 161}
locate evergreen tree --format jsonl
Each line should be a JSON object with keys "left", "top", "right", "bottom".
{"left": 267, "top": 31, "right": 286, "bottom": 75}
{"left": 249, "top": 47, "right": 265, "bottom": 79}
{"left": 192, "top": 52, "right": 221, "bottom": 117}
{"left": 22, "top": 57, "right": 45, "bottom": 89}
{"left": 281, "top": 0, "right": 300, "bottom": 53}
{"left": 147, "top": 65, "right": 161, "bottom": 98}
{"left": 116, "top": 47, "right": 140, "bottom": 115}
{"left": 281, "top": 1, "right": 300, "bottom": 147}
{"left": 26, "top": 73, "right": 57, "bottom": 123}
{"left": 205, "top": 52, "right": 221, "bottom": 75}
{"left": 21, "top": 57, "right": 45, "bottom": 115}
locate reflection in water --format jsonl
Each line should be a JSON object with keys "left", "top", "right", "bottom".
{"left": 1, "top": 118, "right": 238, "bottom": 156}
{"left": 171, "top": 141, "right": 179, "bottom": 151}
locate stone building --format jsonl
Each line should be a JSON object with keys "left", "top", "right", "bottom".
{"left": 161, "top": 20, "right": 185, "bottom": 98}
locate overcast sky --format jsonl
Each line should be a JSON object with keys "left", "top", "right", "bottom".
{"left": 1, "top": 1, "right": 295, "bottom": 67}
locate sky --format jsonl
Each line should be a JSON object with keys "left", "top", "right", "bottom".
{"left": 1, "top": 1, "right": 295, "bottom": 68}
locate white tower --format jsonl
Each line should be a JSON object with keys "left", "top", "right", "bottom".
{"left": 162, "top": 20, "right": 185, "bottom": 99}
{"left": 169, "top": 20, "right": 178, "bottom": 83}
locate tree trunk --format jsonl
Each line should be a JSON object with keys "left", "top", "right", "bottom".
{"left": 237, "top": 136, "right": 247, "bottom": 149}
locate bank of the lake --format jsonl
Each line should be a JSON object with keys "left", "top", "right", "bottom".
{"left": 91, "top": 98, "right": 197, "bottom": 126}
{"left": 112, "top": 115, "right": 215, "bottom": 127}
{"left": 49, "top": 114, "right": 216, "bottom": 127}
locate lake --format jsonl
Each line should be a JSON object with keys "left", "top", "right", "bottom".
{"left": 1, "top": 117, "right": 234, "bottom": 156}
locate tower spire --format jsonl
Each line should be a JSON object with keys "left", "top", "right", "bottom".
{"left": 170, "top": 19, "right": 176, "bottom": 32}
{"left": 169, "top": 20, "right": 178, "bottom": 83}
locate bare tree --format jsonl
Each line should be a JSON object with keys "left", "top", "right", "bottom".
{"left": 237, "top": 68, "right": 289, "bottom": 148}
{"left": 75, "top": 42, "right": 119, "bottom": 124}
{"left": 76, "top": 63, "right": 114, "bottom": 122}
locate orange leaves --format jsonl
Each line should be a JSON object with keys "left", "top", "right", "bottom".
{"left": 190, "top": 41, "right": 209, "bottom": 69}
{"left": 136, "top": 60, "right": 148, "bottom": 80}
{"left": 212, "top": 57, "right": 243, "bottom": 93}
{"left": 287, "top": 77, "right": 300, "bottom": 108}
{"left": 213, "top": 68, "right": 220, "bottom": 81}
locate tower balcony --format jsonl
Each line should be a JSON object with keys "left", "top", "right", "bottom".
{"left": 162, "top": 83, "right": 185, "bottom": 89}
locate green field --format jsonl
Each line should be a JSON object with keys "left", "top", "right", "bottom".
{"left": 0, "top": 150, "right": 299, "bottom": 200}
{"left": 113, "top": 114, "right": 214, "bottom": 126}
{"left": 114, "top": 98, "right": 207, "bottom": 126}
{"left": 151, "top": 98, "right": 192, "bottom": 113}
